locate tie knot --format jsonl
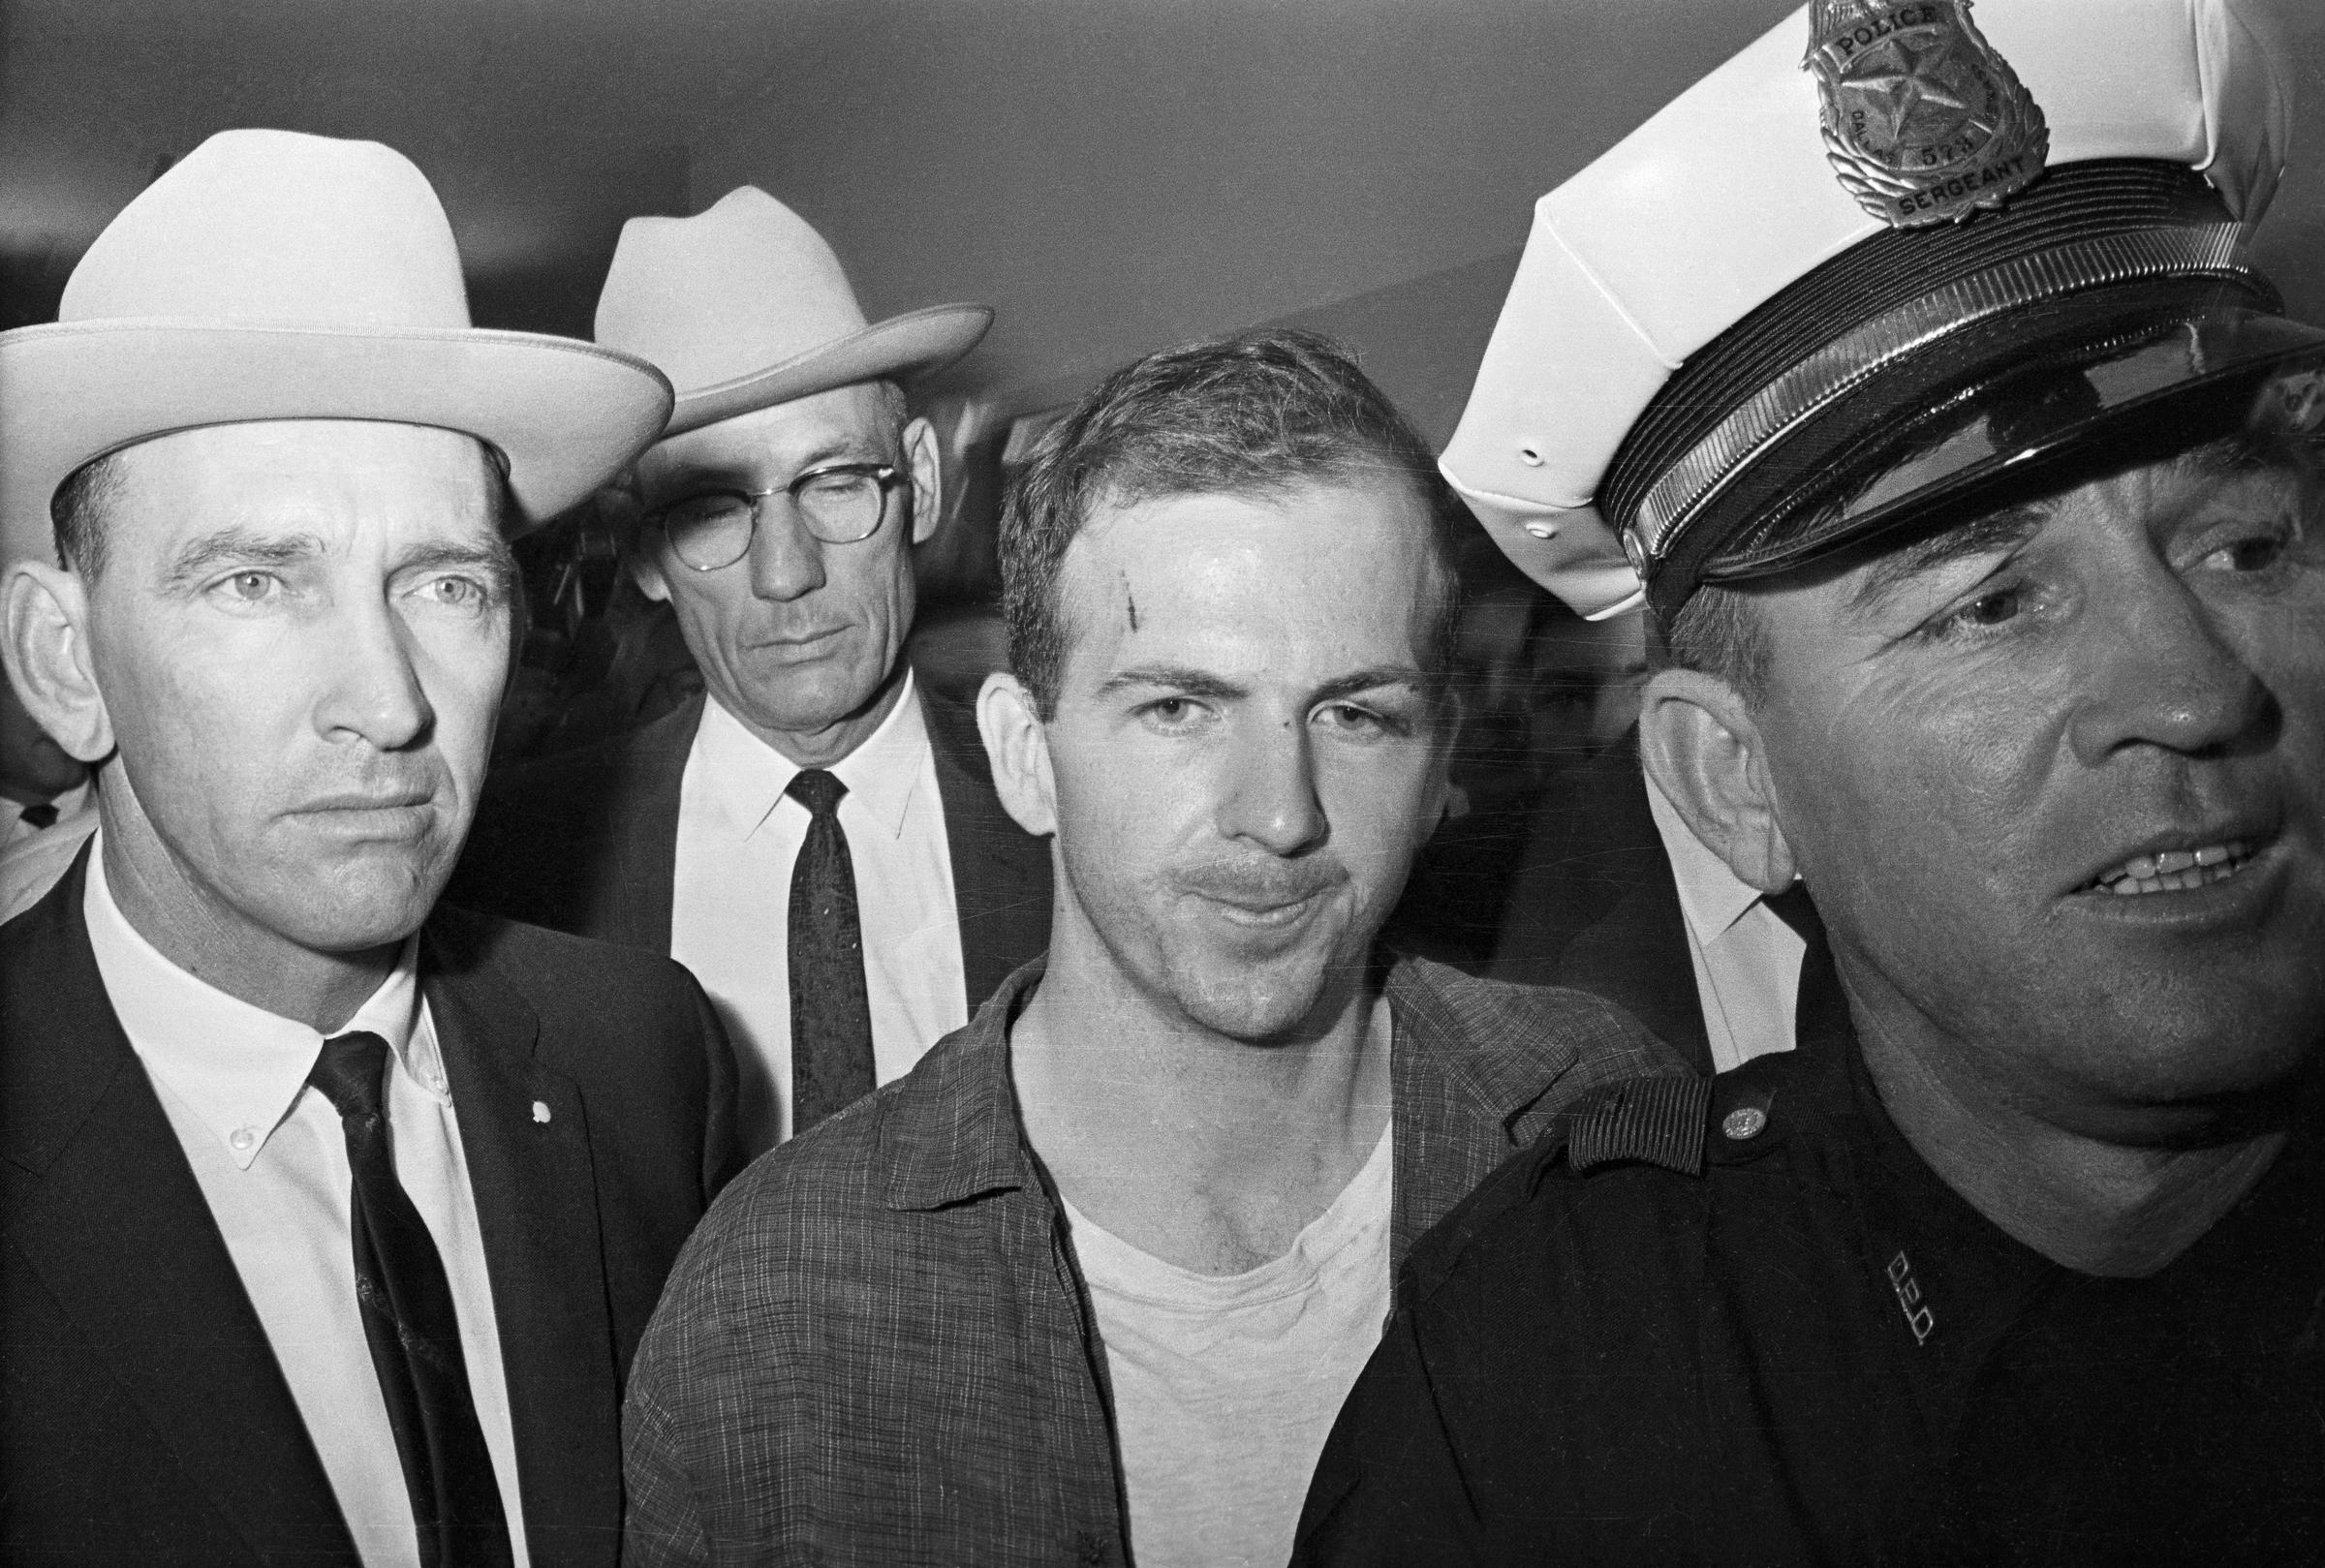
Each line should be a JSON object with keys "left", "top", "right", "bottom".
{"left": 1762, "top": 881, "right": 1821, "bottom": 944}
{"left": 310, "top": 1030, "right": 391, "bottom": 1122}
{"left": 787, "top": 768, "right": 847, "bottom": 817}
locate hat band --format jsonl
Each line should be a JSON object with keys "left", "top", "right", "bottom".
{"left": 1627, "top": 223, "right": 2254, "bottom": 567}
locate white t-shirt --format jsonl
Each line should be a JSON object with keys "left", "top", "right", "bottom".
{"left": 1063, "top": 1122, "right": 1394, "bottom": 1568}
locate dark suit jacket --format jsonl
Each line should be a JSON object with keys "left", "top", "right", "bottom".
{"left": 1488, "top": 728, "right": 1715, "bottom": 1074}
{"left": 0, "top": 852, "right": 742, "bottom": 1566}
{"left": 449, "top": 688, "right": 1053, "bottom": 1018}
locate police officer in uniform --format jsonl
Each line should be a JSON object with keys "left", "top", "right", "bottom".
{"left": 1298, "top": 1, "right": 2325, "bottom": 1560}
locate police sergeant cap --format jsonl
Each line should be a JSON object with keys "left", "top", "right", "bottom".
{"left": 1445, "top": 0, "right": 2320, "bottom": 622}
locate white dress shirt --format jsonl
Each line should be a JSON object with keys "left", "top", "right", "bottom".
{"left": 83, "top": 842, "right": 530, "bottom": 1568}
{"left": 1644, "top": 773, "right": 1805, "bottom": 1073}
{"left": 671, "top": 669, "right": 967, "bottom": 1150}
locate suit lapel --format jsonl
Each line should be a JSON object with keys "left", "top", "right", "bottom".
{"left": 593, "top": 695, "right": 699, "bottom": 953}
{"left": 921, "top": 687, "right": 1054, "bottom": 1011}
{"left": 1, "top": 856, "right": 354, "bottom": 1562}
{"left": 421, "top": 919, "right": 621, "bottom": 1565}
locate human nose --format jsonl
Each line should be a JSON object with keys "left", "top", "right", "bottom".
{"left": 1215, "top": 717, "right": 1328, "bottom": 856}
{"left": 2065, "top": 564, "right": 2273, "bottom": 766}
{"left": 318, "top": 593, "right": 434, "bottom": 751}
{"left": 746, "top": 499, "right": 828, "bottom": 602}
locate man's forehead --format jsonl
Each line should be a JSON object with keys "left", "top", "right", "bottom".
{"left": 1058, "top": 485, "right": 1436, "bottom": 666}
{"left": 106, "top": 419, "right": 502, "bottom": 547}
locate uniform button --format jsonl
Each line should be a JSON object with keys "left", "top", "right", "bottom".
{"left": 229, "top": 1126, "right": 258, "bottom": 1152}
{"left": 1721, "top": 1106, "right": 1767, "bottom": 1141}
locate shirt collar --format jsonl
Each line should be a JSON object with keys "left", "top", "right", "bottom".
{"left": 1644, "top": 767, "right": 1765, "bottom": 941}
{"left": 881, "top": 953, "right": 1045, "bottom": 1212}
{"left": 82, "top": 834, "right": 434, "bottom": 1171}
{"left": 695, "top": 667, "right": 932, "bottom": 844}
{"left": 23, "top": 778, "right": 94, "bottom": 824}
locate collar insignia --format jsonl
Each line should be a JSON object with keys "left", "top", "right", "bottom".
{"left": 1806, "top": 1, "right": 2049, "bottom": 229}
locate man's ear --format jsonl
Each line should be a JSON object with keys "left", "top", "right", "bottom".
{"left": 625, "top": 548, "right": 672, "bottom": 604}
{"left": 1636, "top": 666, "right": 1797, "bottom": 895}
{"left": 976, "top": 670, "right": 1056, "bottom": 838}
{"left": 2, "top": 562, "right": 112, "bottom": 764}
{"left": 902, "top": 415, "right": 946, "bottom": 547}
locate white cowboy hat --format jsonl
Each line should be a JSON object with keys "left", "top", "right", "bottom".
{"left": 595, "top": 186, "right": 991, "bottom": 440}
{"left": 0, "top": 128, "right": 674, "bottom": 566}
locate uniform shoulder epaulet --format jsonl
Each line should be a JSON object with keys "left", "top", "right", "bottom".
{"left": 1559, "top": 1050, "right": 1799, "bottom": 1179}
{"left": 1562, "top": 1071, "right": 1711, "bottom": 1177}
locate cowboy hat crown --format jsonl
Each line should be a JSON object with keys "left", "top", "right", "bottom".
{"left": 0, "top": 128, "right": 674, "bottom": 565}
{"left": 596, "top": 186, "right": 991, "bottom": 440}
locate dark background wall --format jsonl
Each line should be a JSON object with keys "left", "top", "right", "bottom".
{"left": 11, "top": 0, "right": 2323, "bottom": 446}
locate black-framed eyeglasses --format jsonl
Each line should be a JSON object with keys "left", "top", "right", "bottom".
{"left": 647, "top": 462, "right": 908, "bottom": 572}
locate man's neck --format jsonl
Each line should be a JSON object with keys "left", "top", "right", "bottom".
{"left": 99, "top": 822, "right": 400, "bottom": 1035}
{"left": 723, "top": 665, "right": 911, "bottom": 770}
{"left": 1009, "top": 929, "right": 1392, "bottom": 1277}
{"left": 1842, "top": 957, "right": 2287, "bottom": 1278}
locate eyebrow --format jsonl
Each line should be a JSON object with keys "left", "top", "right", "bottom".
{"left": 162, "top": 527, "right": 326, "bottom": 591}
{"left": 1099, "top": 663, "right": 1248, "bottom": 702}
{"left": 1096, "top": 662, "right": 1429, "bottom": 705}
{"left": 398, "top": 538, "right": 518, "bottom": 594}
{"left": 649, "top": 438, "right": 897, "bottom": 500}
{"left": 1847, "top": 505, "right": 2050, "bottom": 614}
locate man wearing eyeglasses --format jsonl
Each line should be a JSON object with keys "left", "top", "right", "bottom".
{"left": 452, "top": 189, "right": 1051, "bottom": 1154}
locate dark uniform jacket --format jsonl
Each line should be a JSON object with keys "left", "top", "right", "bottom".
{"left": 1490, "top": 729, "right": 1715, "bottom": 1072}
{"left": 0, "top": 850, "right": 743, "bottom": 1566}
{"left": 449, "top": 688, "right": 1052, "bottom": 1016}
{"left": 622, "top": 955, "right": 1689, "bottom": 1567}
{"left": 1296, "top": 941, "right": 2325, "bottom": 1566}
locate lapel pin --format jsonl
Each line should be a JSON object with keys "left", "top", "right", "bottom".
{"left": 532, "top": 1100, "right": 552, "bottom": 1124}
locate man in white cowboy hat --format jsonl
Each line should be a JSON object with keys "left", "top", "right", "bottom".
{"left": 452, "top": 188, "right": 1049, "bottom": 1153}
{"left": 1302, "top": 1, "right": 2325, "bottom": 1561}
{"left": 0, "top": 129, "right": 741, "bottom": 1566}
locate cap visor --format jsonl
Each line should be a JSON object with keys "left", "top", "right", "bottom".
{"left": 1663, "top": 290, "right": 2325, "bottom": 609}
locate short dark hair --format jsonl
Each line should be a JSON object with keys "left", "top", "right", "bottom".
{"left": 50, "top": 451, "right": 125, "bottom": 578}
{"left": 46, "top": 432, "right": 513, "bottom": 582}
{"left": 1653, "top": 580, "right": 1771, "bottom": 704}
{"left": 1000, "top": 327, "right": 1465, "bottom": 718}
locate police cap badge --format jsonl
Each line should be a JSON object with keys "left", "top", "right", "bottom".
{"left": 1441, "top": 0, "right": 2310, "bottom": 622}
{"left": 1807, "top": 1, "right": 2049, "bottom": 229}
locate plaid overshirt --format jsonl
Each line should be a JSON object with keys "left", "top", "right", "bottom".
{"left": 623, "top": 953, "right": 1684, "bottom": 1566}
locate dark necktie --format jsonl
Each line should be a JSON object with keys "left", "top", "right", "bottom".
{"left": 787, "top": 769, "right": 876, "bottom": 1134}
{"left": 308, "top": 1031, "right": 512, "bottom": 1568}
{"left": 1762, "top": 880, "right": 1831, "bottom": 1041}
{"left": 18, "top": 802, "right": 56, "bottom": 830}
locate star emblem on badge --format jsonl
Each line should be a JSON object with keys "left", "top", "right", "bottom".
{"left": 1847, "top": 30, "right": 1979, "bottom": 145}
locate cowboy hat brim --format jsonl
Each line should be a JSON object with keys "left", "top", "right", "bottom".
{"left": 663, "top": 303, "right": 992, "bottom": 440}
{"left": 0, "top": 320, "right": 673, "bottom": 567}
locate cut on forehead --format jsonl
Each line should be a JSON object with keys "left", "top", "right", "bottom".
{"left": 1047, "top": 477, "right": 1453, "bottom": 688}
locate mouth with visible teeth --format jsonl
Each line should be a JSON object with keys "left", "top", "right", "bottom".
{"left": 2085, "top": 840, "right": 2257, "bottom": 897}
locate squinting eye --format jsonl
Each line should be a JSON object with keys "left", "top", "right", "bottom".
{"left": 1925, "top": 585, "right": 2025, "bottom": 639}
{"left": 1959, "top": 589, "right": 2021, "bottom": 626}
{"left": 2215, "top": 533, "right": 2287, "bottom": 572}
